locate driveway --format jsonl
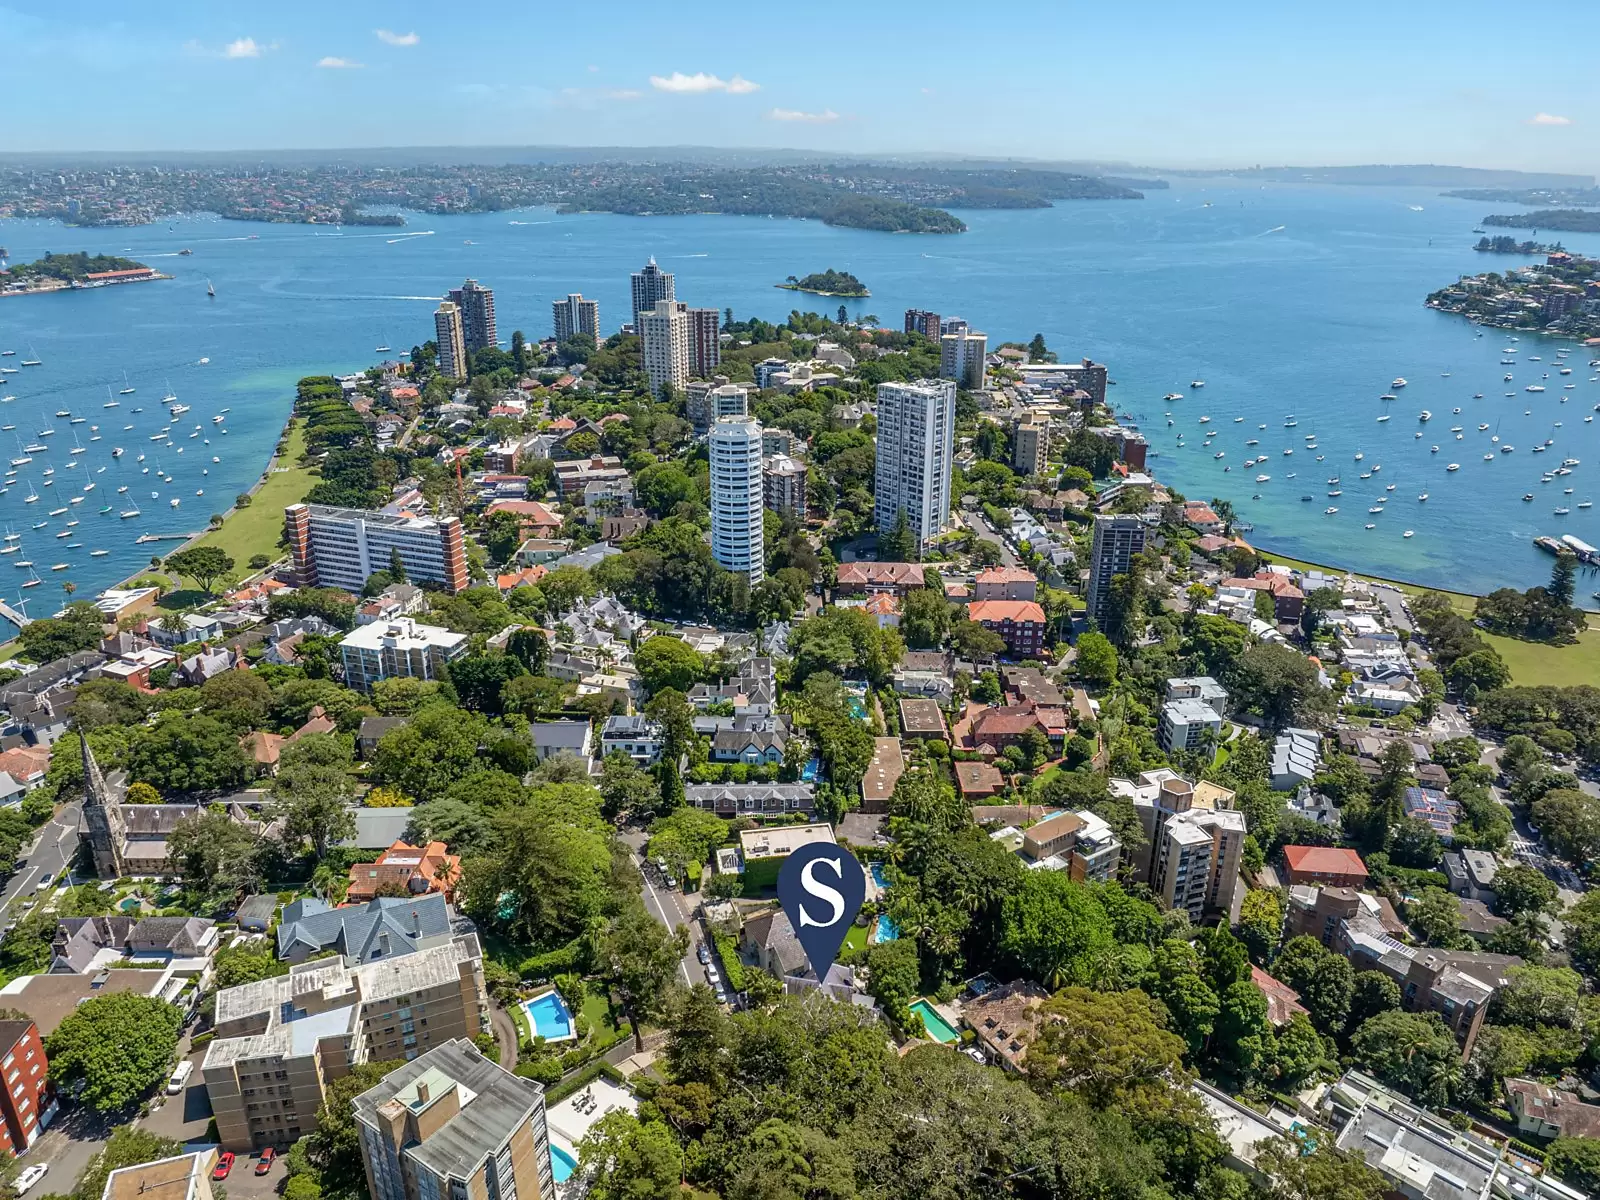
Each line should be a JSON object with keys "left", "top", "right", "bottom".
{"left": 958, "top": 513, "right": 1019, "bottom": 568}
{"left": 25, "top": 1103, "right": 112, "bottom": 1194}
{"left": 138, "top": 1035, "right": 213, "bottom": 1144}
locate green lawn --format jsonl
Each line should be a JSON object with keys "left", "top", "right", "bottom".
{"left": 176, "top": 420, "right": 316, "bottom": 579}
{"left": 843, "top": 924, "right": 869, "bottom": 952}
{"left": 580, "top": 987, "right": 622, "bottom": 1039}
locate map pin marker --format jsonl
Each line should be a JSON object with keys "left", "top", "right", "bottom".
{"left": 778, "top": 842, "right": 866, "bottom": 982}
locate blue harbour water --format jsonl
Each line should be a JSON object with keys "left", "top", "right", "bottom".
{"left": 3, "top": 178, "right": 1599, "bottom": 632}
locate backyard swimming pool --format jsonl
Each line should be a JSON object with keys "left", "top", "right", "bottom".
{"left": 869, "top": 862, "right": 889, "bottom": 889}
{"left": 909, "top": 999, "right": 960, "bottom": 1044}
{"left": 874, "top": 914, "right": 899, "bottom": 942}
{"left": 521, "top": 990, "right": 576, "bottom": 1042}
{"left": 551, "top": 1143, "right": 577, "bottom": 1183}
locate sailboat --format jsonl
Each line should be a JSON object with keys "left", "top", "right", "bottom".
{"left": 206, "top": 279, "right": 215, "bottom": 298}
{"left": 162, "top": 380, "right": 177, "bottom": 404}
{"left": 104, "top": 385, "right": 120, "bottom": 410}
{"left": 119, "top": 372, "right": 135, "bottom": 395}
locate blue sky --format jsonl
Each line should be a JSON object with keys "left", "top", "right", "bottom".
{"left": 2, "top": 0, "right": 1595, "bottom": 172}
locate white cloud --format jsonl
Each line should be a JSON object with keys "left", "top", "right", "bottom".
{"left": 650, "top": 71, "right": 760, "bottom": 94}
{"left": 317, "top": 56, "right": 363, "bottom": 68}
{"left": 768, "top": 107, "right": 840, "bottom": 123}
{"left": 224, "top": 36, "right": 265, "bottom": 58}
{"left": 1527, "top": 112, "right": 1572, "bottom": 126}
{"left": 921, "top": 86, "right": 935, "bottom": 95}
{"left": 376, "top": 29, "right": 420, "bottom": 46}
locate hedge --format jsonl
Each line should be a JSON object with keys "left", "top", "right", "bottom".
{"left": 519, "top": 938, "right": 584, "bottom": 980}
{"left": 712, "top": 931, "right": 747, "bottom": 991}
{"left": 546, "top": 1061, "right": 626, "bottom": 1106}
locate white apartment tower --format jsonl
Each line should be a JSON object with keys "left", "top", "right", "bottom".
{"left": 940, "top": 330, "right": 988, "bottom": 390}
{"left": 1087, "top": 513, "right": 1148, "bottom": 624}
{"left": 552, "top": 293, "right": 600, "bottom": 341}
{"left": 630, "top": 258, "right": 675, "bottom": 328}
{"left": 433, "top": 301, "right": 467, "bottom": 379}
{"left": 640, "top": 299, "right": 690, "bottom": 397}
{"left": 873, "top": 379, "right": 956, "bottom": 547}
{"left": 708, "top": 417, "right": 765, "bottom": 584}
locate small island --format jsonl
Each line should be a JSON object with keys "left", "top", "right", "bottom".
{"left": 1475, "top": 235, "right": 1564, "bottom": 255}
{"left": 1425, "top": 249, "right": 1600, "bottom": 338}
{"left": 1, "top": 251, "right": 167, "bottom": 297}
{"left": 777, "top": 269, "right": 870, "bottom": 297}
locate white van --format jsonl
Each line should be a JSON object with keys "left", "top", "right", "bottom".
{"left": 167, "top": 1060, "right": 194, "bottom": 1094}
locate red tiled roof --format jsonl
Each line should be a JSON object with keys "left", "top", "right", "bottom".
{"left": 968, "top": 600, "right": 1046, "bottom": 625}
{"left": 836, "top": 562, "right": 925, "bottom": 588}
{"left": 973, "top": 705, "right": 1047, "bottom": 737}
{"left": 1283, "top": 846, "right": 1368, "bottom": 878}
{"left": 1251, "top": 966, "right": 1309, "bottom": 1027}
{"left": 549, "top": 417, "right": 578, "bottom": 431}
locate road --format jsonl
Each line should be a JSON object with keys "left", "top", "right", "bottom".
{"left": 618, "top": 830, "right": 705, "bottom": 990}
{"left": 958, "top": 512, "right": 1019, "bottom": 568}
{"left": 5, "top": 803, "right": 80, "bottom": 919}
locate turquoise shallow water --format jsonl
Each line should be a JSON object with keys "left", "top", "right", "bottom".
{"left": 3, "top": 178, "right": 1598, "bottom": 629}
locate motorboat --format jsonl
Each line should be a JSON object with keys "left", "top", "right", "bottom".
{"left": 1419, "top": 411, "right": 1431, "bottom": 422}
{"left": 1392, "top": 378, "right": 1407, "bottom": 388}
{"left": 1447, "top": 463, "right": 1460, "bottom": 471}
{"left": 1325, "top": 507, "right": 1338, "bottom": 514}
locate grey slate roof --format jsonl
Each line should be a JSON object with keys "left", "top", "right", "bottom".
{"left": 276, "top": 893, "right": 453, "bottom": 963}
{"left": 352, "top": 1038, "right": 546, "bottom": 1182}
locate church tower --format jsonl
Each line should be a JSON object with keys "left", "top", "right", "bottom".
{"left": 79, "top": 732, "right": 126, "bottom": 879}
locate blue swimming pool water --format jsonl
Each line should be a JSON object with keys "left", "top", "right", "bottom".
{"left": 869, "top": 862, "right": 889, "bottom": 889}
{"left": 846, "top": 697, "right": 867, "bottom": 721}
{"left": 875, "top": 914, "right": 899, "bottom": 942}
{"left": 551, "top": 1143, "right": 577, "bottom": 1183}
{"left": 523, "top": 991, "right": 575, "bottom": 1042}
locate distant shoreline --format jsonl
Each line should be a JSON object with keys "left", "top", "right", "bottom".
{"left": 0, "top": 272, "right": 170, "bottom": 298}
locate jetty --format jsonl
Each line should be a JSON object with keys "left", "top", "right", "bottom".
{"left": 0, "top": 599, "right": 33, "bottom": 627}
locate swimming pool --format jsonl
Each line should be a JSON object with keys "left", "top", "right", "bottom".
{"left": 869, "top": 862, "right": 889, "bottom": 889}
{"left": 551, "top": 1143, "right": 577, "bottom": 1183}
{"left": 521, "top": 990, "right": 576, "bottom": 1042}
{"left": 874, "top": 914, "right": 899, "bottom": 942}
{"left": 909, "top": 999, "right": 960, "bottom": 1044}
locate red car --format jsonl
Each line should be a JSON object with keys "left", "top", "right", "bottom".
{"left": 255, "top": 1149, "right": 276, "bottom": 1176}
{"left": 213, "top": 1153, "right": 234, "bottom": 1181}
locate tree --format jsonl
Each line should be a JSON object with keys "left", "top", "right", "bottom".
{"left": 372, "top": 705, "right": 490, "bottom": 802}
{"left": 213, "top": 940, "right": 289, "bottom": 989}
{"left": 1272, "top": 1012, "right": 1329, "bottom": 1088}
{"left": 163, "top": 545, "right": 235, "bottom": 594}
{"left": 1024, "top": 986, "right": 1186, "bottom": 1105}
{"left": 126, "top": 712, "right": 252, "bottom": 794}
{"left": 601, "top": 900, "right": 690, "bottom": 1051}
{"left": 303, "top": 1059, "right": 404, "bottom": 1198}
{"left": 72, "top": 678, "right": 151, "bottom": 730}
{"left": 1548, "top": 1138, "right": 1600, "bottom": 1196}
{"left": 575, "top": 1111, "right": 682, "bottom": 1200}
{"left": 1272, "top": 936, "right": 1354, "bottom": 1035}
{"left": 1255, "top": 1138, "right": 1388, "bottom": 1200}
{"left": 446, "top": 653, "right": 526, "bottom": 714}
{"left": 636, "top": 637, "right": 706, "bottom": 696}
{"left": 600, "top": 752, "right": 662, "bottom": 820}
{"left": 1233, "top": 644, "right": 1331, "bottom": 732}
{"left": 1532, "top": 788, "right": 1600, "bottom": 864}
{"left": 1214, "top": 978, "right": 1275, "bottom": 1079}
{"left": 1550, "top": 552, "right": 1577, "bottom": 607}
{"left": 878, "top": 508, "right": 918, "bottom": 562}
{"left": 862, "top": 938, "right": 922, "bottom": 1035}
{"left": 1389, "top": 818, "right": 1441, "bottom": 868}
{"left": 949, "top": 619, "right": 1006, "bottom": 662}
{"left": 167, "top": 810, "right": 261, "bottom": 902}
{"left": 46, "top": 992, "right": 183, "bottom": 1111}
{"left": 998, "top": 872, "right": 1116, "bottom": 988}
{"left": 1407, "top": 888, "right": 1463, "bottom": 947}
{"left": 724, "top": 1119, "right": 857, "bottom": 1200}
{"left": 16, "top": 603, "right": 107, "bottom": 663}
{"left": 271, "top": 733, "right": 357, "bottom": 858}
{"left": 900, "top": 587, "right": 951, "bottom": 650}
{"left": 1074, "top": 631, "right": 1118, "bottom": 687}
{"left": 1492, "top": 861, "right": 1558, "bottom": 919}
{"left": 1347, "top": 971, "right": 1402, "bottom": 1030}
{"left": 1236, "top": 887, "right": 1283, "bottom": 962}
{"left": 1348, "top": 1009, "right": 1461, "bottom": 1106}
{"left": 1493, "top": 965, "right": 1583, "bottom": 1029}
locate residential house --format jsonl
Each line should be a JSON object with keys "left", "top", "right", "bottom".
{"left": 1504, "top": 1078, "right": 1600, "bottom": 1140}
{"left": 527, "top": 720, "right": 593, "bottom": 764}
{"left": 954, "top": 761, "right": 1006, "bottom": 801}
{"left": 1443, "top": 850, "right": 1499, "bottom": 905}
{"left": 1250, "top": 966, "right": 1309, "bottom": 1028}
{"left": 897, "top": 699, "right": 946, "bottom": 740}
{"left": 600, "top": 715, "right": 663, "bottom": 765}
{"left": 49, "top": 915, "right": 218, "bottom": 977}
{"left": 274, "top": 893, "right": 456, "bottom": 964}
{"left": 358, "top": 716, "right": 408, "bottom": 760}
{"left": 893, "top": 651, "right": 955, "bottom": 701}
{"left": 686, "top": 783, "right": 815, "bottom": 820}
{"left": 1271, "top": 728, "right": 1322, "bottom": 792}
{"left": 860, "top": 738, "right": 905, "bottom": 814}
{"left": 964, "top": 981, "right": 1051, "bottom": 1073}
{"left": 709, "top": 716, "right": 788, "bottom": 765}
{"left": 1013, "top": 809, "right": 1121, "bottom": 883}
{"left": 176, "top": 646, "right": 236, "bottom": 686}
{"left": 739, "top": 909, "right": 808, "bottom": 978}
{"left": 967, "top": 599, "right": 1047, "bottom": 658}
{"left": 344, "top": 841, "right": 461, "bottom": 905}
{"left": 235, "top": 895, "right": 278, "bottom": 933}
{"left": 834, "top": 562, "right": 925, "bottom": 597}
{"left": 1282, "top": 845, "right": 1370, "bottom": 888}
{"left": 973, "top": 566, "right": 1038, "bottom": 602}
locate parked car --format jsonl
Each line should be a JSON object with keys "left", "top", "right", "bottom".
{"left": 34, "top": 871, "right": 52, "bottom": 892}
{"left": 16, "top": 1164, "right": 48, "bottom": 1194}
{"left": 213, "top": 1153, "right": 235, "bottom": 1181}
{"left": 696, "top": 944, "right": 711, "bottom": 965}
{"left": 167, "top": 1060, "right": 194, "bottom": 1094}
{"left": 255, "top": 1148, "right": 276, "bottom": 1176}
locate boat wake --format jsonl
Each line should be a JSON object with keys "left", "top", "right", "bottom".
{"left": 1258, "top": 225, "right": 1287, "bottom": 236}
{"left": 386, "top": 232, "right": 436, "bottom": 243}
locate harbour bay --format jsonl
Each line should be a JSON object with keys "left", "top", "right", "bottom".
{"left": 2, "top": 177, "right": 1598, "bottom": 633}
